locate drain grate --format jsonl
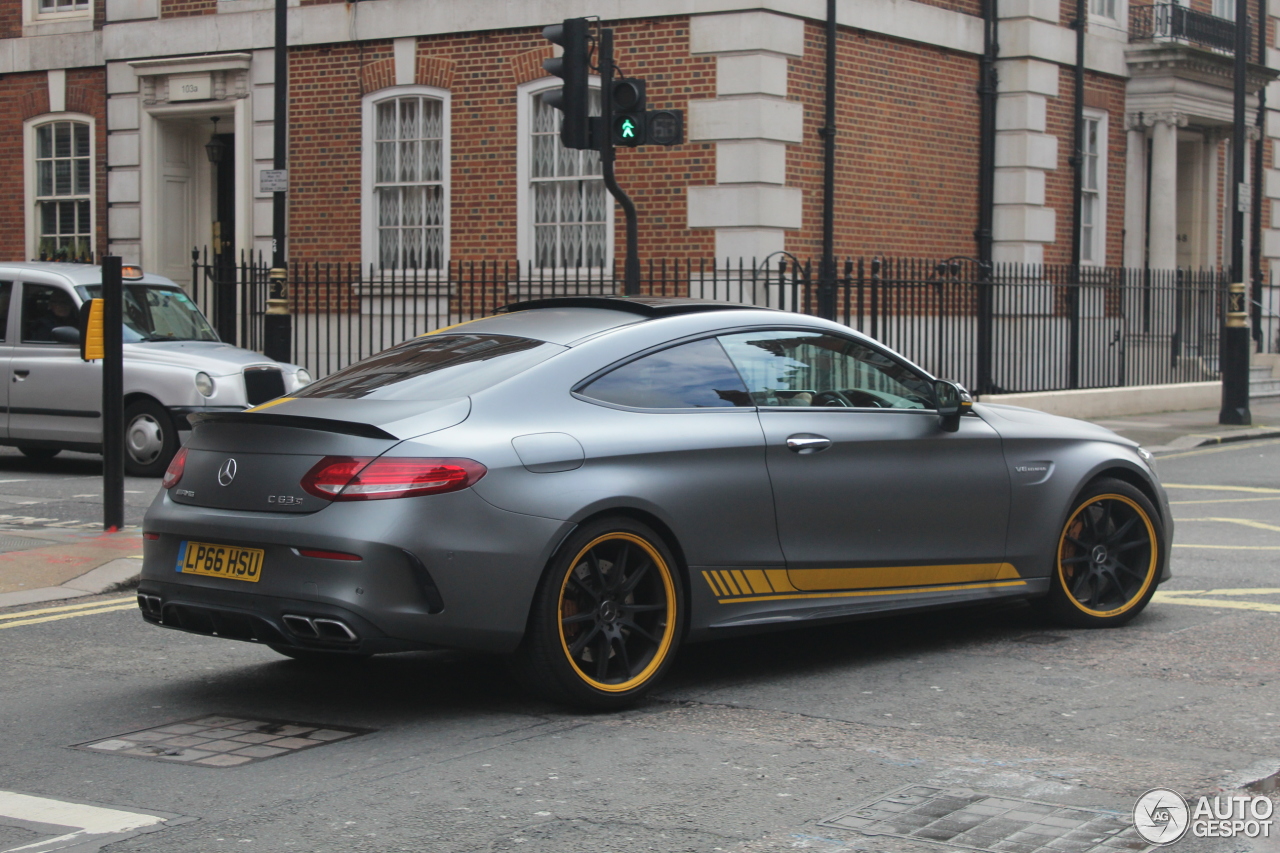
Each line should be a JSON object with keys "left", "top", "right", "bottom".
{"left": 0, "top": 535, "right": 55, "bottom": 553}
{"left": 821, "top": 785, "right": 1146, "bottom": 853}
{"left": 71, "top": 714, "right": 371, "bottom": 767}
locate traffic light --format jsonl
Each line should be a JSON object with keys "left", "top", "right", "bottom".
{"left": 645, "top": 109, "right": 684, "bottom": 146}
{"left": 611, "top": 78, "right": 646, "bottom": 147}
{"left": 541, "top": 18, "right": 592, "bottom": 150}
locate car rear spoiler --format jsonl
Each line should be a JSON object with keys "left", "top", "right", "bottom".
{"left": 189, "top": 411, "right": 398, "bottom": 441}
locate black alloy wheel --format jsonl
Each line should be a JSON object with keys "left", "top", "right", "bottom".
{"left": 1044, "top": 477, "right": 1163, "bottom": 628}
{"left": 515, "top": 517, "right": 684, "bottom": 709}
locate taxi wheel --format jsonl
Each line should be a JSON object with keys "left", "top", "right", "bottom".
{"left": 514, "top": 518, "right": 684, "bottom": 710}
{"left": 123, "top": 399, "right": 178, "bottom": 478}
{"left": 1043, "top": 478, "right": 1163, "bottom": 628}
{"left": 18, "top": 447, "right": 61, "bottom": 460}
{"left": 269, "top": 645, "right": 371, "bottom": 665}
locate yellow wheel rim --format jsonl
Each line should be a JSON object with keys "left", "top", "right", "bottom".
{"left": 556, "top": 532, "right": 677, "bottom": 693}
{"left": 1057, "top": 493, "right": 1158, "bottom": 618}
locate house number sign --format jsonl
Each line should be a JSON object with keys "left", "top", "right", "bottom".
{"left": 170, "top": 74, "right": 212, "bottom": 102}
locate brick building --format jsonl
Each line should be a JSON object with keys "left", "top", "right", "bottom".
{"left": 3, "top": 0, "right": 1278, "bottom": 286}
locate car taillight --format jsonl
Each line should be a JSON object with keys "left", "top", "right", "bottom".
{"left": 300, "top": 456, "right": 486, "bottom": 501}
{"left": 162, "top": 447, "right": 188, "bottom": 489}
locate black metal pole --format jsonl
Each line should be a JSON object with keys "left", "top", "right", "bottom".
{"left": 102, "top": 256, "right": 124, "bottom": 532}
{"left": 597, "top": 27, "right": 640, "bottom": 295}
{"left": 264, "top": 0, "right": 291, "bottom": 361}
{"left": 975, "top": 0, "right": 998, "bottom": 395}
{"left": 1067, "top": 0, "right": 1085, "bottom": 390}
{"left": 1250, "top": 0, "right": 1265, "bottom": 351}
{"left": 1221, "top": 0, "right": 1252, "bottom": 425}
{"left": 817, "top": 0, "right": 838, "bottom": 321}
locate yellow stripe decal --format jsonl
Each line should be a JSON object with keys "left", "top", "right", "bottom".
{"left": 721, "top": 571, "right": 743, "bottom": 596}
{"left": 716, "top": 580, "right": 1027, "bottom": 604}
{"left": 418, "top": 317, "right": 486, "bottom": 337}
{"left": 703, "top": 571, "right": 726, "bottom": 597}
{"left": 788, "top": 562, "right": 1019, "bottom": 592}
{"left": 731, "top": 570, "right": 751, "bottom": 596}
{"left": 765, "top": 569, "right": 797, "bottom": 592}
{"left": 743, "top": 569, "right": 773, "bottom": 594}
{"left": 244, "top": 396, "right": 295, "bottom": 413}
{"left": 0, "top": 603, "right": 136, "bottom": 630}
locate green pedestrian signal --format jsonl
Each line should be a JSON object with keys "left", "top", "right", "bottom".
{"left": 613, "top": 112, "right": 644, "bottom": 146}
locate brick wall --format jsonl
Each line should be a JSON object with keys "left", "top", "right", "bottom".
{"left": 160, "top": 0, "right": 215, "bottom": 18}
{"left": 784, "top": 22, "right": 983, "bottom": 260}
{"left": 286, "top": 17, "right": 716, "bottom": 268}
{"left": 0, "top": 67, "right": 107, "bottom": 261}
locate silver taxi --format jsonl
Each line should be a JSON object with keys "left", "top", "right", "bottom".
{"left": 0, "top": 262, "right": 311, "bottom": 476}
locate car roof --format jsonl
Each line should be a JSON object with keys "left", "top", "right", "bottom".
{"left": 500, "top": 295, "right": 771, "bottom": 318}
{"left": 0, "top": 261, "right": 178, "bottom": 288}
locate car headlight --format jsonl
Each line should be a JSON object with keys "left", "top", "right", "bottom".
{"left": 195, "top": 372, "right": 216, "bottom": 397}
{"left": 1137, "top": 446, "right": 1153, "bottom": 462}
{"left": 295, "top": 368, "right": 313, "bottom": 386}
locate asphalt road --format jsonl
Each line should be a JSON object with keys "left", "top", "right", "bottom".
{"left": 0, "top": 440, "right": 1276, "bottom": 852}
{"left": 0, "top": 446, "right": 157, "bottom": 529}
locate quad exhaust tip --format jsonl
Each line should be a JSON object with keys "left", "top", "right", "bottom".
{"left": 137, "top": 594, "right": 162, "bottom": 616}
{"left": 282, "top": 614, "right": 358, "bottom": 642}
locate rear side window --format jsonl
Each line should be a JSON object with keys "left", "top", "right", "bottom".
{"left": 294, "top": 334, "right": 561, "bottom": 401}
{"left": 0, "top": 281, "right": 11, "bottom": 342}
{"left": 580, "top": 337, "right": 752, "bottom": 409}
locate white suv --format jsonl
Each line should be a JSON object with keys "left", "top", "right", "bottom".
{"left": 0, "top": 262, "right": 311, "bottom": 476}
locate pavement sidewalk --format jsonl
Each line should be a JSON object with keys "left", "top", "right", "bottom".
{"left": 0, "top": 398, "right": 1274, "bottom": 612}
{"left": 1084, "top": 397, "right": 1280, "bottom": 452}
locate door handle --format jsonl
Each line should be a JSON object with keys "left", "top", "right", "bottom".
{"left": 12, "top": 370, "right": 29, "bottom": 381}
{"left": 786, "top": 435, "right": 831, "bottom": 454}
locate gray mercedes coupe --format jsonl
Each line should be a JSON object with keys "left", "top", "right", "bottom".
{"left": 139, "top": 296, "right": 1172, "bottom": 708}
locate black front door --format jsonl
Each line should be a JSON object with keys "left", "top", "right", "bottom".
{"left": 211, "top": 131, "right": 236, "bottom": 345}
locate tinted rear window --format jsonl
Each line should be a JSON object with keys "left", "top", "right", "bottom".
{"left": 294, "top": 334, "right": 562, "bottom": 401}
{"left": 580, "top": 337, "right": 752, "bottom": 409}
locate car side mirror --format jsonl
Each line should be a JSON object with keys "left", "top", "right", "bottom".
{"left": 51, "top": 325, "right": 81, "bottom": 345}
{"left": 935, "top": 379, "right": 972, "bottom": 432}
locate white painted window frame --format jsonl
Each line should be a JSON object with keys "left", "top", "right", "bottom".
{"left": 1080, "top": 109, "right": 1108, "bottom": 266}
{"left": 25, "top": 0, "right": 91, "bottom": 28}
{"left": 1211, "top": 0, "right": 1234, "bottom": 21}
{"left": 24, "top": 112, "right": 96, "bottom": 262}
{"left": 360, "top": 85, "right": 451, "bottom": 275}
{"left": 516, "top": 76, "right": 612, "bottom": 271}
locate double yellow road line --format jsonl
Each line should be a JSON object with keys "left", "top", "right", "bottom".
{"left": 0, "top": 596, "right": 137, "bottom": 630}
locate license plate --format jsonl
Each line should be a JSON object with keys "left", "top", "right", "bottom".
{"left": 176, "top": 540, "right": 265, "bottom": 583}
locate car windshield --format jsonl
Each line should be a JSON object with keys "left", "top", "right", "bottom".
{"left": 295, "top": 333, "right": 562, "bottom": 401}
{"left": 78, "top": 284, "right": 219, "bottom": 343}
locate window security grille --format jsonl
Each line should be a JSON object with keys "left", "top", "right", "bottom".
{"left": 531, "top": 89, "right": 606, "bottom": 270}
{"left": 375, "top": 96, "right": 444, "bottom": 271}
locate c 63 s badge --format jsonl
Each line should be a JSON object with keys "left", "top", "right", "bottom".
{"left": 267, "top": 495, "right": 304, "bottom": 506}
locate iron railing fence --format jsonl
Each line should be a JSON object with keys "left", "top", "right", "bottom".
{"left": 190, "top": 250, "right": 1280, "bottom": 395}
{"left": 191, "top": 248, "right": 270, "bottom": 353}
{"left": 1129, "top": 2, "right": 1248, "bottom": 53}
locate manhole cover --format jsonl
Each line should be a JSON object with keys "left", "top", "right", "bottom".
{"left": 0, "top": 535, "right": 54, "bottom": 553}
{"left": 71, "top": 715, "right": 370, "bottom": 767}
{"left": 821, "top": 785, "right": 1146, "bottom": 853}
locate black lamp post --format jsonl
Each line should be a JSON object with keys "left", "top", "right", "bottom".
{"left": 1221, "top": 0, "right": 1252, "bottom": 425}
{"left": 264, "top": 0, "right": 291, "bottom": 363}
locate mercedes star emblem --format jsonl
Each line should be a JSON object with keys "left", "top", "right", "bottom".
{"left": 217, "top": 458, "right": 238, "bottom": 487}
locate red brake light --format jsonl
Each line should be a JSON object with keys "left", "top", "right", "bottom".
{"left": 297, "top": 548, "right": 362, "bottom": 561}
{"left": 300, "top": 456, "right": 486, "bottom": 501}
{"left": 162, "top": 446, "right": 188, "bottom": 489}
